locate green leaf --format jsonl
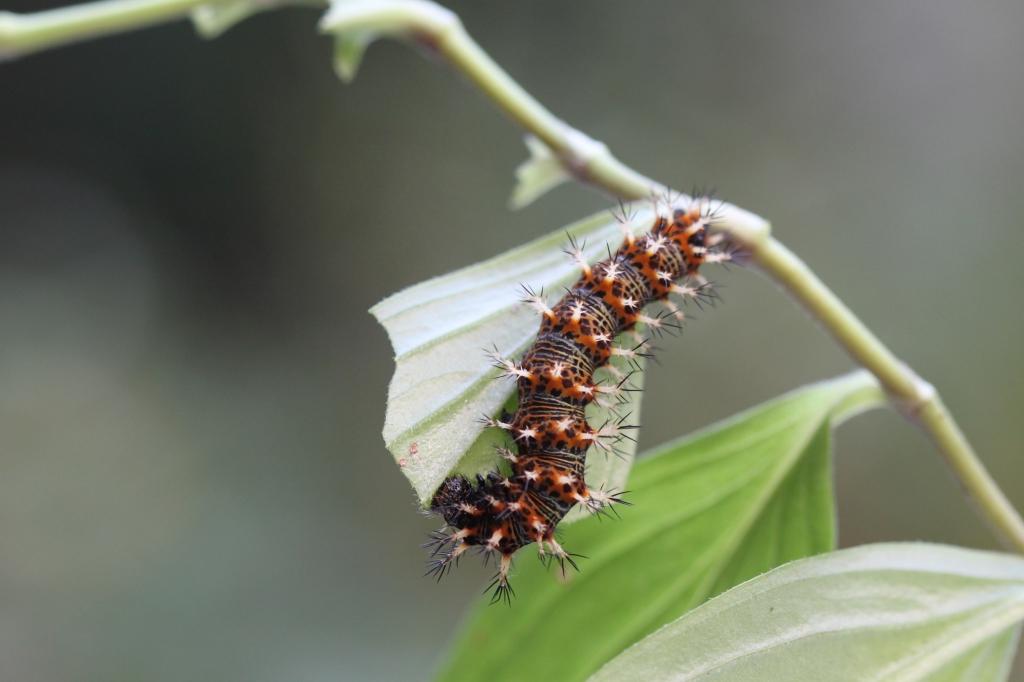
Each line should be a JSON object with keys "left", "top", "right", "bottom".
{"left": 370, "top": 208, "right": 654, "bottom": 504}
{"left": 590, "top": 543, "right": 1024, "bottom": 682}
{"left": 435, "top": 371, "right": 885, "bottom": 682}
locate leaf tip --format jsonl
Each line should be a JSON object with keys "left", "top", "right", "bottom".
{"left": 332, "top": 33, "right": 372, "bottom": 83}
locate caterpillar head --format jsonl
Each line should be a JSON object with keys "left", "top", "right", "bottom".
{"left": 430, "top": 475, "right": 473, "bottom": 525}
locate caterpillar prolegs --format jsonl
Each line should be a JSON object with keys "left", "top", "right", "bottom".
{"left": 427, "top": 196, "right": 731, "bottom": 602}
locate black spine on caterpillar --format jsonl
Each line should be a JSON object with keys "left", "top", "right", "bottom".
{"left": 426, "top": 197, "right": 730, "bottom": 602}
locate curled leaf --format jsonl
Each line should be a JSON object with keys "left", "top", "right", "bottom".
{"left": 371, "top": 208, "right": 653, "bottom": 504}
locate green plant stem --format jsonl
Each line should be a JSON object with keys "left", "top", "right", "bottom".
{"left": 5, "top": 0, "right": 1023, "bottom": 554}
{"left": 282, "top": 3, "right": 1024, "bottom": 555}
{"left": 395, "top": 5, "right": 1024, "bottom": 553}
{"left": 406, "top": 3, "right": 1024, "bottom": 552}
{"left": 755, "top": 240, "right": 1024, "bottom": 553}
{"left": 0, "top": 0, "right": 215, "bottom": 58}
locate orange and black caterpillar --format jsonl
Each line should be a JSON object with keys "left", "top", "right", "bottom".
{"left": 427, "top": 197, "right": 730, "bottom": 602}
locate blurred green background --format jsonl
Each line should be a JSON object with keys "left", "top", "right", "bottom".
{"left": 2, "top": 0, "right": 1022, "bottom": 679}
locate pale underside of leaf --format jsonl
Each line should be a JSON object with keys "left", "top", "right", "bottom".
{"left": 434, "top": 371, "right": 886, "bottom": 682}
{"left": 589, "top": 543, "right": 1024, "bottom": 682}
{"left": 927, "top": 627, "right": 1020, "bottom": 682}
{"left": 371, "top": 208, "right": 657, "bottom": 504}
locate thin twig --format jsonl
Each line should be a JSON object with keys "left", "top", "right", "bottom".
{"left": 1, "top": 0, "right": 213, "bottom": 59}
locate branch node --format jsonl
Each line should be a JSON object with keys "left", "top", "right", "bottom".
{"left": 557, "top": 127, "right": 609, "bottom": 182}
{"left": 890, "top": 367, "right": 938, "bottom": 419}
{"left": 713, "top": 207, "right": 771, "bottom": 250}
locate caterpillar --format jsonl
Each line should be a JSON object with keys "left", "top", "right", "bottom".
{"left": 426, "top": 196, "right": 730, "bottom": 602}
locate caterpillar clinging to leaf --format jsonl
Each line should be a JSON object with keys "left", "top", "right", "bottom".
{"left": 426, "top": 195, "right": 731, "bottom": 602}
